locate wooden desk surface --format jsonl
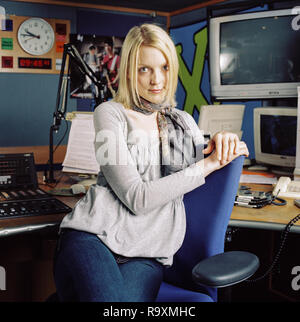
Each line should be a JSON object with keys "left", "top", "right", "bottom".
{"left": 0, "top": 146, "right": 67, "bottom": 165}
{"left": 230, "top": 183, "right": 300, "bottom": 232}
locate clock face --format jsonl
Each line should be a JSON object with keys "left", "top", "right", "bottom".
{"left": 17, "top": 18, "right": 55, "bottom": 56}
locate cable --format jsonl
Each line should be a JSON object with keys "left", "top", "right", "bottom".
{"left": 53, "top": 118, "right": 69, "bottom": 156}
{"left": 245, "top": 213, "right": 300, "bottom": 283}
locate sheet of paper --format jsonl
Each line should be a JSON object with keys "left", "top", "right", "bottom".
{"left": 62, "top": 113, "right": 100, "bottom": 174}
{"left": 62, "top": 166, "right": 97, "bottom": 174}
{"left": 239, "top": 174, "right": 277, "bottom": 185}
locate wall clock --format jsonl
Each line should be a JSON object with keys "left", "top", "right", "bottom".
{"left": 17, "top": 17, "right": 55, "bottom": 56}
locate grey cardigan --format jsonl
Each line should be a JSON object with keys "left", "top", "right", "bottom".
{"left": 60, "top": 101, "right": 205, "bottom": 266}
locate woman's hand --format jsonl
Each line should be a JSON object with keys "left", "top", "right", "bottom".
{"left": 203, "top": 131, "right": 248, "bottom": 164}
{"left": 202, "top": 131, "right": 249, "bottom": 177}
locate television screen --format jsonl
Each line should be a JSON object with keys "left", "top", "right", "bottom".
{"left": 220, "top": 16, "right": 300, "bottom": 86}
{"left": 209, "top": 9, "right": 300, "bottom": 99}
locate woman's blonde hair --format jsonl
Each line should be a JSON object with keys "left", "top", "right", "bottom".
{"left": 114, "top": 24, "right": 179, "bottom": 109}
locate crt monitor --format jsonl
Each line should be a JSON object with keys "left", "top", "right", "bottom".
{"left": 253, "top": 107, "right": 297, "bottom": 169}
{"left": 209, "top": 8, "right": 300, "bottom": 100}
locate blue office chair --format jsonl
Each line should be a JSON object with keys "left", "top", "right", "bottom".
{"left": 156, "top": 156, "right": 259, "bottom": 302}
{"left": 47, "top": 156, "right": 258, "bottom": 302}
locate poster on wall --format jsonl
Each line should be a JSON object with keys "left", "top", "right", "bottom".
{"left": 69, "top": 34, "right": 124, "bottom": 101}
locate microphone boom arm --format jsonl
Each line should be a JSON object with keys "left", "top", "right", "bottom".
{"left": 47, "top": 43, "right": 105, "bottom": 183}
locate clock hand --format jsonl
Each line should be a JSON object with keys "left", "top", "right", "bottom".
{"left": 24, "top": 37, "right": 35, "bottom": 42}
{"left": 20, "top": 33, "right": 37, "bottom": 39}
{"left": 24, "top": 29, "right": 40, "bottom": 39}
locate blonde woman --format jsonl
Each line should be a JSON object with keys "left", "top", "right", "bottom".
{"left": 54, "top": 24, "right": 248, "bottom": 302}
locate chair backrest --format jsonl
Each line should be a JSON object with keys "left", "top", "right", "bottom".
{"left": 163, "top": 156, "right": 244, "bottom": 302}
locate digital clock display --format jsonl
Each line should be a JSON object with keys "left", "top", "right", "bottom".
{"left": 18, "top": 57, "right": 52, "bottom": 69}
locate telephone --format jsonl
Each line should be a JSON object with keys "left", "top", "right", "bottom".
{"left": 273, "top": 177, "right": 300, "bottom": 198}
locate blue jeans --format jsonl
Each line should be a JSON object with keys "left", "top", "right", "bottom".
{"left": 54, "top": 229, "right": 163, "bottom": 302}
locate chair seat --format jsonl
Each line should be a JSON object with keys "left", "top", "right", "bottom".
{"left": 156, "top": 282, "right": 214, "bottom": 302}
{"left": 192, "top": 251, "right": 260, "bottom": 288}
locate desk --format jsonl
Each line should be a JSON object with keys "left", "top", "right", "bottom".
{"left": 0, "top": 172, "right": 300, "bottom": 237}
{"left": 1, "top": 173, "right": 299, "bottom": 237}
{"left": 0, "top": 172, "right": 79, "bottom": 301}
{"left": 0, "top": 171, "right": 299, "bottom": 301}
{"left": 0, "top": 146, "right": 67, "bottom": 165}
{"left": 0, "top": 172, "right": 79, "bottom": 237}
{"left": 229, "top": 182, "right": 300, "bottom": 302}
{"left": 230, "top": 183, "right": 300, "bottom": 234}
{"left": 1, "top": 174, "right": 299, "bottom": 235}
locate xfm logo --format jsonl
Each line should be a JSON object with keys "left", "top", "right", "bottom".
{"left": 175, "top": 28, "right": 209, "bottom": 116}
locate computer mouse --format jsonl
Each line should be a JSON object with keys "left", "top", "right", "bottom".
{"left": 70, "top": 184, "right": 86, "bottom": 195}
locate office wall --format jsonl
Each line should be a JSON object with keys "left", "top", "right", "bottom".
{"left": 0, "top": 1, "right": 164, "bottom": 148}
{"left": 1, "top": 0, "right": 298, "bottom": 160}
{"left": 0, "top": 1, "right": 77, "bottom": 147}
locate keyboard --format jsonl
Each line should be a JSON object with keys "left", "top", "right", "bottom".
{"left": 0, "top": 153, "right": 72, "bottom": 219}
{"left": 0, "top": 197, "right": 71, "bottom": 219}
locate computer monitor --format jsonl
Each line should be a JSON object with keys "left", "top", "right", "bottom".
{"left": 209, "top": 8, "right": 300, "bottom": 100}
{"left": 198, "top": 104, "right": 245, "bottom": 141}
{"left": 253, "top": 107, "right": 297, "bottom": 170}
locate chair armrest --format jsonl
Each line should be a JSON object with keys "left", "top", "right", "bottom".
{"left": 192, "top": 251, "right": 259, "bottom": 288}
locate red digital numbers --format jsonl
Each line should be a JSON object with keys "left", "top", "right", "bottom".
{"left": 18, "top": 58, "right": 52, "bottom": 69}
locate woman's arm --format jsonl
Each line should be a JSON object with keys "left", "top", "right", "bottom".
{"left": 178, "top": 110, "right": 249, "bottom": 177}
{"left": 94, "top": 103, "right": 205, "bottom": 216}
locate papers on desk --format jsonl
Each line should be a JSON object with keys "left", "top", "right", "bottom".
{"left": 62, "top": 113, "right": 100, "bottom": 174}
{"left": 239, "top": 171, "right": 277, "bottom": 185}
